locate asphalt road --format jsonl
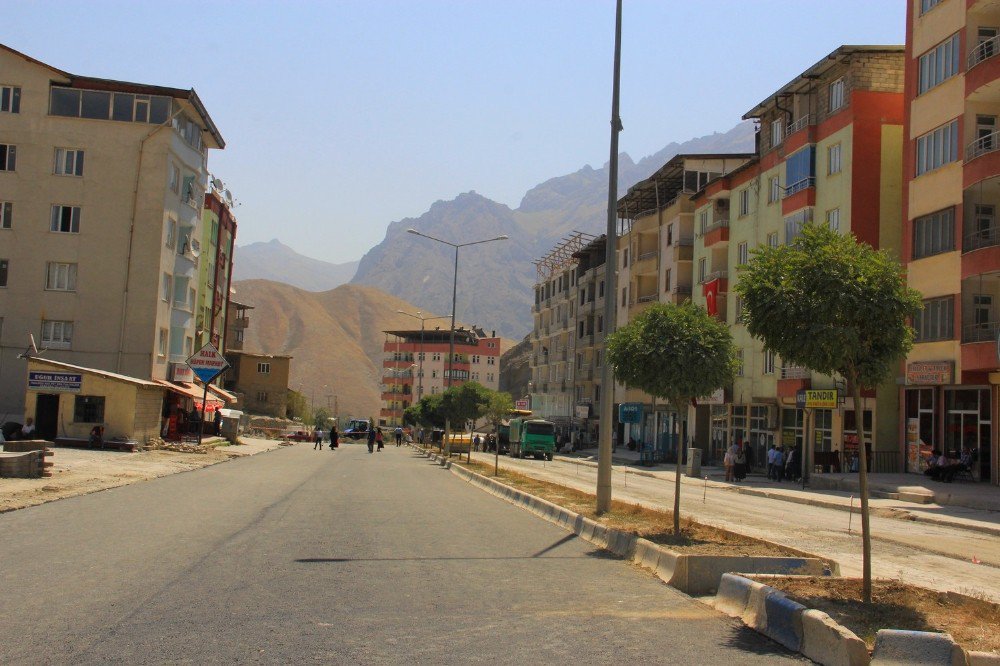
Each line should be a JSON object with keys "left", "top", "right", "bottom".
{"left": 0, "top": 443, "right": 802, "bottom": 664}
{"left": 467, "top": 450, "right": 1000, "bottom": 601}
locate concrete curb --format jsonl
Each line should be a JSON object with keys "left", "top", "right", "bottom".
{"left": 421, "top": 449, "right": 834, "bottom": 595}
{"left": 969, "top": 652, "right": 1000, "bottom": 665}
{"left": 870, "top": 629, "right": 967, "bottom": 665}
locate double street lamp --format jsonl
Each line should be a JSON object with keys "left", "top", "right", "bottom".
{"left": 406, "top": 228, "right": 509, "bottom": 453}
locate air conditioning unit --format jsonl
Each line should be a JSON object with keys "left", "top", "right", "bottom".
{"left": 716, "top": 199, "right": 729, "bottom": 211}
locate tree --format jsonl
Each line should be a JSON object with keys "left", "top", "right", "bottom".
{"left": 606, "top": 301, "right": 737, "bottom": 533}
{"left": 286, "top": 389, "right": 310, "bottom": 421}
{"left": 312, "top": 407, "right": 331, "bottom": 428}
{"left": 483, "top": 390, "right": 514, "bottom": 475}
{"left": 439, "top": 382, "right": 491, "bottom": 458}
{"left": 734, "top": 223, "right": 921, "bottom": 604}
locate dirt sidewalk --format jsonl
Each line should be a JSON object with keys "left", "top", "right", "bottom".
{"left": 0, "top": 437, "right": 284, "bottom": 513}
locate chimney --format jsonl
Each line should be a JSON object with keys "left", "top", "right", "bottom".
{"left": 492, "top": 330, "right": 495, "bottom": 337}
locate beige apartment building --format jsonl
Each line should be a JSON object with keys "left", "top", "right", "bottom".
{"left": 0, "top": 44, "right": 224, "bottom": 417}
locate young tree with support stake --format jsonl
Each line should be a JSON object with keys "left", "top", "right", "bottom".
{"left": 734, "top": 224, "right": 921, "bottom": 605}
{"left": 482, "top": 390, "right": 514, "bottom": 475}
{"left": 606, "top": 301, "right": 737, "bottom": 535}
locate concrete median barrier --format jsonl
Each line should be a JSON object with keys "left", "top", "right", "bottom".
{"left": 871, "top": 629, "right": 966, "bottom": 665}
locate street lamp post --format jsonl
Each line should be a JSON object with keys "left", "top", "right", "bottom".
{"left": 406, "top": 229, "right": 508, "bottom": 455}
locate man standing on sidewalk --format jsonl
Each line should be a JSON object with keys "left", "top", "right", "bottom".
{"left": 394, "top": 426, "right": 403, "bottom": 447}
{"left": 766, "top": 444, "right": 777, "bottom": 480}
{"left": 773, "top": 446, "right": 785, "bottom": 482}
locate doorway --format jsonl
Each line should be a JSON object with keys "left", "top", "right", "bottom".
{"left": 35, "top": 394, "right": 60, "bottom": 440}
{"left": 944, "top": 388, "right": 992, "bottom": 482}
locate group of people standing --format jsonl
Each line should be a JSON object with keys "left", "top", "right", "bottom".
{"left": 312, "top": 425, "right": 339, "bottom": 451}
{"left": 924, "top": 448, "right": 973, "bottom": 483}
{"left": 723, "top": 441, "right": 801, "bottom": 483}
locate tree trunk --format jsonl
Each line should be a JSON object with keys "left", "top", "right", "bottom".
{"left": 672, "top": 400, "right": 683, "bottom": 535}
{"left": 849, "top": 378, "right": 873, "bottom": 605}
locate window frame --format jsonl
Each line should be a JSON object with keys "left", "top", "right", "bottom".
{"left": 0, "top": 143, "right": 16, "bottom": 171}
{"left": 829, "top": 78, "right": 845, "bottom": 112}
{"left": 53, "top": 148, "right": 85, "bottom": 177}
{"left": 828, "top": 144, "right": 842, "bottom": 175}
{"left": 45, "top": 262, "right": 77, "bottom": 292}
{"left": 41, "top": 319, "right": 74, "bottom": 349}
{"left": 0, "top": 258, "right": 7, "bottom": 287}
{"left": 50, "top": 205, "right": 81, "bottom": 233}
{"left": 73, "top": 395, "right": 105, "bottom": 424}
{"left": 0, "top": 85, "right": 21, "bottom": 114}
{"left": 913, "top": 207, "right": 955, "bottom": 258}
{"left": 913, "top": 296, "right": 955, "bottom": 342}
{"left": 915, "top": 119, "right": 960, "bottom": 176}
{"left": 0, "top": 201, "right": 11, "bottom": 229}
{"left": 257, "top": 362, "right": 271, "bottom": 374}
{"left": 918, "top": 33, "right": 960, "bottom": 95}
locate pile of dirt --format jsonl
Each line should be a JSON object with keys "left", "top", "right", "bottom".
{"left": 757, "top": 576, "right": 1000, "bottom": 653}
{"left": 459, "top": 458, "right": 813, "bottom": 560}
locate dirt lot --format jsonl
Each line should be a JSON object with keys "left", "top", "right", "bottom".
{"left": 0, "top": 438, "right": 282, "bottom": 513}
{"left": 459, "top": 458, "right": 812, "bottom": 560}
{"left": 758, "top": 576, "right": 1000, "bottom": 654}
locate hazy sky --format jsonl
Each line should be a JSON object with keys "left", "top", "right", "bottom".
{"left": 6, "top": 1, "right": 905, "bottom": 264}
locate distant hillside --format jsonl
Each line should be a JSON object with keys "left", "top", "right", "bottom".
{"left": 232, "top": 280, "right": 513, "bottom": 420}
{"left": 233, "top": 239, "right": 359, "bottom": 291}
{"left": 351, "top": 121, "right": 755, "bottom": 337}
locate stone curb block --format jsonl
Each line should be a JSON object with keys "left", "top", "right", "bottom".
{"left": 763, "top": 591, "right": 806, "bottom": 652}
{"left": 969, "top": 652, "right": 1000, "bottom": 665}
{"left": 871, "top": 629, "right": 966, "bottom": 665}
{"left": 801, "top": 609, "right": 871, "bottom": 666}
{"left": 714, "top": 573, "right": 754, "bottom": 617}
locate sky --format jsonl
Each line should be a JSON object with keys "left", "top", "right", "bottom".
{"left": 6, "top": 1, "right": 906, "bottom": 264}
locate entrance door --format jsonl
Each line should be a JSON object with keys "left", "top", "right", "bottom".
{"left": 979, "top": 27, "right": 998, "bottom": 61}
{"left": 34, "top": 394, "right": 59, "bottom": 440}
{"left": 944, "top": 388, "right": 992, "bottom": 482}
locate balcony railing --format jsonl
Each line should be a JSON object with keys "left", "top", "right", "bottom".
{"left": 636, "top": 293, "right": 657, "bottom": 303}
{"left": 780, "top": 365, "right": 811, "bottom": 380}
{"left": 964, "top": 225, "right": 1000, "bottom": 252}
{"left": 700, "top": 270, "right": 729, "bottom": 284}
{"left": 699, "top": 219, "right": 729, "bottom": 236}
{"left": 786, "top": 114, "right": 812, "bottom": 135}
{"left": 784, "top": 177, "right": 815, "bottom": 197}
{"left": 674, "top": 284, "right": 693, "bottom": 296}
{"left": 963, "top": 321, "right": 1000, "bottom": 343}
{"left": 638, "top": 250, "right": 657, "bottom": 262}
{"left": 966, "top": 131, "right": 1000, "bottom": 161}
{"left": 675, "top": 235, "right": 694, "bottom": 247}
{"left": 969, "top": 35, "right": 1000, "bottom": 69}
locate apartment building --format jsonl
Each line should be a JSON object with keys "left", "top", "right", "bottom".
{"left": 223, "top": 352, "right": 292, "bottom": 418}
{"left": 689, "top": 45, "right": 905, "bottom": 471}
{"left": 903, "top": 0, "right": 999, "bottom": 484}
{"left": 197, "top": 185, "right": 237, "bottom": 352}
{"left": 0, "top": 44, "right": 224, "bottom": 416}
{"left": 614, "top": 154, "right": 753, "bottom": 453}
{"left": 380, "top": 327, "right": 502, "bottom": 426}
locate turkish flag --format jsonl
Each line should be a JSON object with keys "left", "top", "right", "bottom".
{"left": 703, "top": 279, "right": 719, "bottom": 317}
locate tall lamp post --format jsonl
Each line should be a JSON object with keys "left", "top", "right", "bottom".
{"left": 396, "top": 310, "right": 452, "bottom": 403}
{"left": 406, "top": 228, "right": 509, "bottom": 455}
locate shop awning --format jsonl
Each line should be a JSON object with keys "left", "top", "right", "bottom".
{"left": 156, "top": 380, "right": 224, "bottom": 410}
{"left": 205, "top": 384, "right": 237, "bottom": 403}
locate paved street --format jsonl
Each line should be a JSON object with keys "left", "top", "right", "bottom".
{"left": 0, "top": 443, "right": 801, "bottom": 664}
{"left": 467, "top": 451, "right": 1000, "bottom": 601}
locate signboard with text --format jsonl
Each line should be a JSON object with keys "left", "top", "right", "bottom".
{"left": 575, "top": 404, "right": 591, "bottom": 419}
{"left": 186, "top": 343, "right": 230, "bottom": 384}
{"left": 905, "top": 361, "right": 953, "bottom": 385}
{"left": 28, "top": 371, "right": 82, "bottom": 393}
{"left": 514, "top": 399, "right": 530, "bottom": 411}
{"left": 698, "top": 388, "right": 725, "bottom": 405}
{"left": 618, "top": 402, "right": 643, "bottom": 424}
{"left": 795, "top": 389, "right": 838, "bottom": 409}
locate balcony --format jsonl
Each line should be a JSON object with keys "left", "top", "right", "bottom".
{"left": 637, "top": 293, "right": 657, "bottom": 303}
{"left": 777, "top": 365, "right": 811, "bottom": 398}
{"left": 966, "top": 131, "right": 1000, "bottom": 163}
{"left": 633, "top": 250, "right": 658, "bottom": 275}
{"left": 969, "top": 35, "right": 1000, "bottom": 71}
{"left": 965, "top": 224, "right": 1000, "bottom": 252}
{"left": 700, "top": 270, "right": 729, "bottom": 285}
{"left": 700, "top": 219, "right": 729, "bottom": 248}
{"left": 963, "top": 321, "right": 1000, "bottom": 343}
{"left": 786, "top": 114, "right": 812, "bottom": 136}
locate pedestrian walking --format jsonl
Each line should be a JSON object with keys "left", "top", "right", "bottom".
{"left": 734, "top": 444, "right": 747, "bottom": 482}
{"left": 773, "top": 446, "right": 785, "bottom": 482}
{"left": 766, "top": 444, "right": 777, "bottom": 480}
{"left": 473, "top": 434, "right": 481, "bottom": 451}
{"left": 724, "top": 441, "right": 738, "bottom": 482}
{"left": 367, "top": 427, "right": 376, "bottom": 453}
{"left": 330, "top": 424, "right": 339, "bottom": 450}
{"left": 376, "top": 427, "right": 384, "bottom": 451}
{"left": 314, "top": 427, "right": 324, "bottom": 450}
{"left": 394, "top": 426, "right": 403, "bottom": 447}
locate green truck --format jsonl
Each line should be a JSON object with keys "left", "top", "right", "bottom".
{"left": 507, "top": 418, "right": 556, "bottom": 460}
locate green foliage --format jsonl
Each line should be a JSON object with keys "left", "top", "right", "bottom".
{"left": 402, "top": 405, "right": 420, "bottom": 426}
{"left": 734, "top": 224, "right": 921, "bottom": 388}
{"left": 483, "top": 391, "right": 514, "bottom": 429}
{"left": 285, "top": 389, "right": 310, "bottom": 421}
{"left": 411, "top": 395, "right": 446, "bottom": 428}
{"left": 606, "top": 301, "right": 737, "bottom": 409}
{"left": 439, "top": 381, "right": 491, "bottom": 429}
{"left": 312, "top": 407, "right": 331, "bottom": 428}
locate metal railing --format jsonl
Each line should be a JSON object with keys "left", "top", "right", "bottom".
{"left": 966, "top": 131, "right": 1000, "bottom": 161}
{"left": 784, "top": 177, "right": 815, "bottom": 197}
{"left": 638, "top": 250, "right": 657, "bottom": 262}
{"left": 700, "top": 270, "right": 729, "bottom": 284}
{"left": 637, "top": 293, "right": 657, "bottom": 303}
{"left": 674, "top": 284, "right": 693, "bottom": 296}
{"left": 969, "top": 35, "right": 1000, "bottom": 69}
{"left": 780, "top": 365, "right": 810, "bottom": 379}
{"left": 699, "top": 218, "right": 729, "bottom": 236}
{"left": 786, "top": 114, "right": 812, "bottom": 135}
{"left": 963, "top": 321, "right": 1000, "bottom": 343}
{"left": 964, "top": 225, "right": 1000, "bottom": 252}
{"left": 675, "top": 235, "right": 694, "bottom": 247}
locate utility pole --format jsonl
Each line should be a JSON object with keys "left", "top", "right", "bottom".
{"left": 597, "top": 0, "right": 623, "bottom": 514}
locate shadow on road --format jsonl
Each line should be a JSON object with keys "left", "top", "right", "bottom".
{"left": 721, "top": 623, "right": 800, "bottom": 658}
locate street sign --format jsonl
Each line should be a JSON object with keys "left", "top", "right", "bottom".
{"left": 618, "top": 402, "right": 643, "bottom": 423}
{"left": 186, "top": 343, "right": 230, "bottom": 384}
{"left": 514, "top": 399, "right": 529, "bottom": 411}
{"left": 28, "top": 371, "right": 82, "bottom": 393}
{"left": 795, "top": 389, "right": 838, "bottom": 409}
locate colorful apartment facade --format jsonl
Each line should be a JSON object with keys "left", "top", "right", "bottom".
{"left": 0, "top": 43, "right": 224, "bottom": 416}
{"left": 688, "top": 46, "right": 905, "bottom": 471}
{"left": 197, "top": 185, "right": 237, "bottom": 353}
{"left": 380, "top": 327, "right": 502, "bottom": 426}
{"left": 903, "top": 0, "right": 1000, "bottom": 484}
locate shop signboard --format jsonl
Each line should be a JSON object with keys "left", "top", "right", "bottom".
{"left": 28, "top": 371, "right": 82, "bottom": 393}
{"left": 186, "top": 343, "right": 230, "bottom": 384}
{"left": 514, "top": 399, "right": 529, "bottom": 411}
{"left": 171, "top": 363, "right": 194, "bottom": 383}
{"left": 795, "top": 389, "right": 838, "bottom": 409}
{"left": 618, "top": 402, "right": 643, "bottom": 424}
{"left": 698, "top": 388, "right": 725, "bottom": 405}
{"left": 574, "top": 404, "right": 590, "bottom": 419}
{"left": 905, "top": 361, "right": 953, "bottom": 385}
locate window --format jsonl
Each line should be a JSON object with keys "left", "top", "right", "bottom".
{"left": 73, "top": 396, "right": 105, "bottom": 423}
{"left": 916, "top": 119, "right": 959, "bottom": 176}
{"left": 738, "top": 242, "right": 749, "bottom": 266}
{"left": 50, "top": 205, "right": 81, "bottom": 233}
{"left": 54, "top": 148, "right": 84, "bottom": 176}
{"left": 828, "top": 144, "right": 842, "bottom": 175}
{"left": 45, "top": 262, "right": 77, "bottom": 291}
{"left": 784, "top": 208, "right": 814, "bottom": 244}
{"left": 767, "top": 232, "right": 779, "bottom": 249}
{"left": 622, "top": 248, "right": 629, "bottom": 267}
{"left": 829, "top": 78, "right": 845, "bottom": 112}
{"left": 234, "top": 329, "right": 244, "bottom": 344}
{"left": 51, "top": 88, "right": 170, "bottom": 124}
{"left": 771, "top": 119, "right": 784, "bottom": 146}
{"left": 918, "top": 34, "right": 960, "bottom": 95}
{"left": 763, "top": 350, "right": 776, "bottom": 375}
{"left": 41, "top": 320, "right": 73, "bottom": 349}
{"left": 256, "top": 391, "right": 269, "bottom": 402}
{"left": 738, "top": 189, "right": 750, "bottom": 217}
{"left": 0, "top": 201, "right": 10, "bottom": 228}
{"left": 487, "top": 356, "right": 496, "bottom": 365}
{"left": 185, "top": 336, "right": 194, "bottom": 356}
{"left": 699, "top": 210, "right": 709, "bottom": 232}
{"left": 432, "top": 352, "right": 441, "bottom": 361}
{"left": 599, "top": 280, "right": 604, "bottom": 297}
{"left": 666, "top": 223, "right": 674, "bottom": 246}
{"left": 162, "top": 273, "right": 172, "bottom": 302}
{"left": 920, "top": 0, "right": 942, "bottom": 14}
{"left": 1, "top": 85, "right": 21, "bottom": 113}
{"left": 974, "top": 294, "right": 993, "bottom": 327}
{"left": 698, "top": 257, "right": 707, "bottom": 283}
{"left": 768, "top": 176, "right": 780, "bottom": 204}
{"left": 166, "top": 218, "right": 177, "bottom": 249}
{"left": 827, "top": 208, "right": 841, "bottom": 232}
{"left": 664, "top": 268, "right": 671, "bottom": 292}
{"left": 257, "top": 362, "right": 270, "bottom": 374}
{"left": 913, "top": 296, "right": 954, "bottom": 341}
{"left": 0, "top": 144, "right": 15, "bottom": 171}
{"left": 735, "top": 295, "right": 745, "bottom": 323}
{"left": 621, "top": 287, "right": 627, "bottom": 307}
{"left": 0, "top": 258, "right": 7, "bottom": 287}
{"left": 785, "top": 147, "right": 816, "bottom": 194}
{"left": 158, "top": 328, "right": 168, "bottom": 357}
{"left": 169, "top": 164, "right": 180, "bottom": 194}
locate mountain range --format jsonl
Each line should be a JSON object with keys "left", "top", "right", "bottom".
{"left": 232, "top": 239, "right": 359, "bottom": 292}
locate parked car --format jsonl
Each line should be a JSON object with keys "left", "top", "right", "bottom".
{"left": 342, "top": 419, "right": 371, "bottom": 440}
{"left": 283, "top": 430, "right": 313, "bottom": 442}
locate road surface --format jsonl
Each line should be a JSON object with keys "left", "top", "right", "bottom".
{"left": 0, "top": 443, "right": 802, "bottom": 664}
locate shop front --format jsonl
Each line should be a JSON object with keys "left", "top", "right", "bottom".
{"left": 156, "top": 380, "right": 226, "bottom": 440}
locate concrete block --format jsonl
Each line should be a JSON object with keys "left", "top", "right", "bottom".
{"left": 763, "top": 590, "right": 806, "bottom": 651}
{"left": 634, "top": 538, "right": 660, "bottom": 572}
{"left": 800, "top": 609, "right": 870, "bottom": 666}
{"left": 742, "top": 580, "right": 772, "bottom": 631}
{"left": 654, "top": 549, "right": 679, "bottom": 585}
{"left": 968, "top": 652, "right": 1000, "bottom": 665}
{"left": 871, "top": 629, "right": 959, "bottom": 665}
{"left": 714, "top": 573, "right": 754, "bottom": 618}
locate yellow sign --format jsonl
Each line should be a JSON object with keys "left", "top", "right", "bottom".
{"left": 802, "top": 390, "right": 837, "bottom": 409}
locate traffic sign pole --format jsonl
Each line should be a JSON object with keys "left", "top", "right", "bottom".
{"left": 186, "top": 343, "right": 230, "bottom": 447}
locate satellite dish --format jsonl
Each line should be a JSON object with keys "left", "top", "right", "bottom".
{"left": 224, "top": 189, "right": 233, "bottom": 203}
{"left": 190, "top": 238, "right": 202, "bottom": 258}
{"left": 212, "top": 178, "right": 224, "bottom": 192}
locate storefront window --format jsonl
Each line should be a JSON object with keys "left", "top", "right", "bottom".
{"left": 905, "top": 388, "right": 936, "bottom": 451}
{"left": 710, "top": 405, "right": 728, "bottom": 463}
{"left": 813, "top": 409, "right": 833, "bottom": 451}
{"left": 781, "top": 408, "right": 804, "bottom": 451}
{"left": 731, "top": 405, "right": 748, "bottom": 446}
{"left": 749, "top": 405, "right": 773, "bottom": 470}
{"left": 944, "top": 387, "right": 992, "bottom": 481}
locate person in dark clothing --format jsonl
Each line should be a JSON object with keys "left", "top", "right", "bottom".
{"left": 330, "top": 425, "right": 339, "bottom": 450}
{"left": 367, "top": 427, "right": 376, "bottom": 453}
{"left": 375, "top": 427, "right": 384, "bottom": 451}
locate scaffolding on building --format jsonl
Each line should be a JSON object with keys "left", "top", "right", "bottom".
{"left": 532, "top": 230, "right": 596, "bottom": 282}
